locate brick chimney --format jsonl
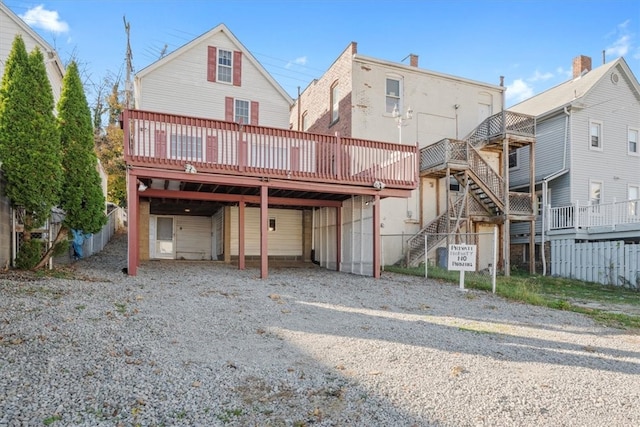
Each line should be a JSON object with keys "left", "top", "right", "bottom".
{"left": 573, "top": 55, "right": 592, "bottom": 78}
{"left": 409, "top": 54, "right": 419, "bottom": 67}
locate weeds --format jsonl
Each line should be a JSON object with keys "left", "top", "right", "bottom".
{"left": 385, "top": 264, "right": 640, "bottom": 330}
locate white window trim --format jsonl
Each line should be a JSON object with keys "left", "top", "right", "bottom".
{"left": 234, "top": 98, "right": 250, "bottom": 125}
{"left": 589, "top": 179, "right": 603, "bottom": 205}
{"left": 589, "top": 119, "right": 603, "bottom": 152}
{"left": 628, "top": 126, "right": 639, "bottom": 156}
{"left": 385, "top": 75, "right": 403, "bottom": 116}
{"left": 217, "top": 48, "right": 233, "bottom": 84}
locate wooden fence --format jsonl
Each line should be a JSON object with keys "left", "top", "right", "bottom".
{"left": 550, "top": 239, "right": 640, "bottom": 287}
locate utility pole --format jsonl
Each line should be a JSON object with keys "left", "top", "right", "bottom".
{"left": 123, "top": 16, "right": 133, "bottom": 109}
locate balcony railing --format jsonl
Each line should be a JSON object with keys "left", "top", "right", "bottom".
{"left": 466, "top": 111, "right": 536, "bottom": 147}
{"left": 122, "top": 109, "right": 418, "bottom": 189}
{"left": 548, "top": 199, "right": 640, "bottom": 230}
{"left": 420, "top": 138, "right": 467, "bottom": 171}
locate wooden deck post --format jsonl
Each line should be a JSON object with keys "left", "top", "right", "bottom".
{"left": 260, "top": 185, "right": 268, "bottom": 279}
{"left": 127, "top": 172, "right": 139, "bottom": 276}
{"left": 238, "top": 200, "right": 245, "bottom": 270}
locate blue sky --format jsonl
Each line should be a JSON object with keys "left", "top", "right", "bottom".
{"left": 4, "top": 0, "right": 640, "bottom": 107}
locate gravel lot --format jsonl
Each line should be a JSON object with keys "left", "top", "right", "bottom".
{"left": 1, "top": 232, "right": 639, "bottom": 426}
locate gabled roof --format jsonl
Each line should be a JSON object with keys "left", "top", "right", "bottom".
{"left": 136, "top": 23, "right": 293, "bottom": 104}
{"left": 0, "top": 2, "right": 65, "bottom": 78}
{"left": 508, "top": 57, "right": 640, "bottom": 118}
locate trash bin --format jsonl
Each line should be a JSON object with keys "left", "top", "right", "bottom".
{"left": 436, "top": 247, "right": 448, "bottom": 269}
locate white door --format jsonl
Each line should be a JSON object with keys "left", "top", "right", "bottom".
{"left": 155, "top": 216, "right": 175, "bottom": 259}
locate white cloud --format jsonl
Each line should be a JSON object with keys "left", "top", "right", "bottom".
{"left": 529, "top": 69, "right": 554, "bottom": 82}
{"left": 286, "top": 56, "right": 307, "bottom": 69}
{"left": 605, "top": 19, "right": 634, "bottom": 58}
{"left": 506, "top": 79, "right": 534, "bottom": 104}
{"left": 20, "top": 5, "right": 69, "bottom": 34}
{"left": 606, "top": 34, "right": 631, "bottom": 57}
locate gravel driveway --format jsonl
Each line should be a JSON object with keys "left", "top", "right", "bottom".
{"left": 1, "top": 232, "right": 639, "bottom": 426}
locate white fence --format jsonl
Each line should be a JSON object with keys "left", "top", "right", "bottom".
{"left": 551, "top": 239, "right": 640, "bottom": 287}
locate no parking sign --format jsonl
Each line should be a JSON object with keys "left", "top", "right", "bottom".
{"left": 447, "top": 244, "right": 476, "bottom": 272}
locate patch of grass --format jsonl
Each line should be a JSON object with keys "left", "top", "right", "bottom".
{"left": 216, "top": 408, "right": 243, "bottom": 423}
{"left": 114, "top": 302, "right": 127, "bottom": 314}
{"left": 43, "top": 415, "right": 62, "bottom": 425}
{"left": 385, "top": 264, "right": 640, "bottom": 330}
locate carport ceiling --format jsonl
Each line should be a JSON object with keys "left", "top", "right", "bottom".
{"left": 140, "top": 178, "right": 350, "bottom": 216}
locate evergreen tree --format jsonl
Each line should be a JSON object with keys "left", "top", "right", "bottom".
{"left": 57, "top": 61, "right": 107, "bottom": 234}
{"left": 0, "top": 37, "right": 62, "bottom": 268}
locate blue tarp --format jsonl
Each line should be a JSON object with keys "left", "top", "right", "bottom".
{"left": 71, "top": 229, "right": 92, "bottom": 259}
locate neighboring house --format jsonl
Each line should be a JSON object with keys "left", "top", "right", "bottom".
{"left": 0, "top": 2, "right": 65, "bottom": 268}
{"left": 509, "top": 55, "right": 640, "bottom": 285}
{"left": 126, "top": 26, "right": 418, "bottom": 277}
{"left": 290, "top": 42, "right": 536, "bottom": 274}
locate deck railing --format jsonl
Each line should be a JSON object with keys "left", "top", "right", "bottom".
{"left": 419, "top": 138, "right": 467, "bottom": 171}
{"left": 548, "top": 199, "right": 640, "bottom": 230}
{"left": 466, "top": 111, "right": 536, "bottom": 147}
{"left": 122, "top": 109, "right": 418, "bottom": 189}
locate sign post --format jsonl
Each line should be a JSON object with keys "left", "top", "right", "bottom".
{"left": 447, "top": 244, "right": 477, "bottom": 290}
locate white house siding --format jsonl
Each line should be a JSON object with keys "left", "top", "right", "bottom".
{"left": 229, "top": 207, "right": 301, "bottom": 257}
{"left": 313, "top": 207, "right": 339, "bottom": 271}
{"left": 569, "top": 65, "right": 640, "bottom": 206}
{"left": 148, "top": 215, "right": 212, "bottom": 260}
{"left": 175, "top": 216, "right": 212, "bottom": 260}
{"left": 135, "top": 30, "right": 290, "bottom": 129}
{"left": 342, "top": 196, "right": 374, "bottom": 275}
{"left": 0, "top": 4, "right": 64, "bottom": 103}
{"left": 212, "top": 209, "right": 224, "bottom": 260}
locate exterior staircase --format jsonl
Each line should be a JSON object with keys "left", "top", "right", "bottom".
{"left": 404, "top": 110, "right": 536, "bottom": 267}
{"left": 405, "top": 195, "right": 466, "bottom": 267}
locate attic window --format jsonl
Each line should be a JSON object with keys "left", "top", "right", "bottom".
{"left": 218, "top": 49, "right": 232, "bottom": 83}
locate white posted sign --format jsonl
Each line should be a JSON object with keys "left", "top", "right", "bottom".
{"left": 447, "top": 244, "right": 476, "bottom": 271}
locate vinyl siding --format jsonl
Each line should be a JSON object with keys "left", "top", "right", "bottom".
{"left": 175, "top": 216, "right": 212, "bottom": 260}
{"left": 510, "top": 113, "right": 568, "bottom": 188}
{"left": 569, "top": 64, "right": 640, "bottom": 205}
{"left": 229, "top": 207, "right": 302, "bottom": 256}
{"left": 135, "top": 31, "right": 290, "bottom": 129}
{"left": 0, "top": 7, "right": 63, "bottom": 103}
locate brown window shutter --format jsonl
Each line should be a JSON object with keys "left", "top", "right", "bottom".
{"left": 207, "top": 46, "right": 217, "bottom": 82}
{"left": 250, "top": 101, "right": 259, "bottom": 125}
{"left": 225, "top": 97, "right": 234, "bottom": 122}
{"left": 233, "top": 51, "right": 242, "bottom": 86}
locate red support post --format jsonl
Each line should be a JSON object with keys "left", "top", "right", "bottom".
{"left": 238, "top": 200, "right": 245, "bottom": 270}
{"left": 127, "top": 171, "right": 139, "bottom": 275}
{"left": 260, "top": 185, "right": 268, "bottom": 278}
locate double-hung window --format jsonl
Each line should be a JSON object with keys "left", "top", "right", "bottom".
{"left": 234, "top": 99, "right": 249, "bottom": 124}
{"left": 589, "top": 180, "right": 602, "bottom": 205}
{"left": 386, "top": 77, "right": 401, "bottom": 114}
{"left": 589, "top": 120, "right": 603, "bottom": 151}
{"left": 629, "top": 127, "right": 639, "bottom": 155}
{"left": 218, "top": 49, "right": 233, "bottom": 83}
